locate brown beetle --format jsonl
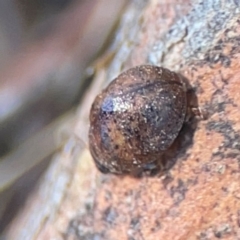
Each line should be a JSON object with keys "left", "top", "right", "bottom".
{"left": 89, "top": 65, "right": 187, "bottom": 175}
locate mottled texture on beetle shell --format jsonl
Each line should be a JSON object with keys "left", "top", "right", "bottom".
{"left": 89, "top": 65, "right": 187, "bottom": 174}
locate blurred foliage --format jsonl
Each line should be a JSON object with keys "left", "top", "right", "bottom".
{"left": 17, "top": 0, "right": 75, "bottom": 28}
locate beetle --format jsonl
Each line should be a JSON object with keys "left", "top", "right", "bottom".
{"left": 89, "top": 65, "right": 187, "bottom": 175}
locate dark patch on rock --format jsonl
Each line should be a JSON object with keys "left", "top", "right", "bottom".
{"left": 169, "top": 179, "right": 188, "bottom": 205}
{"left": 103, "top": 206, "right": 118, "bottom": 225}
